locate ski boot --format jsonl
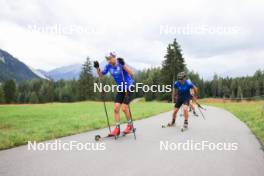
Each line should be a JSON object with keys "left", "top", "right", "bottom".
{"left": 167, "top": 119, "right": 176, "bottom": 127}
{"left": 108, "top": 126, "right": 120, "bottom": 137}
{"left": 123, "top": 124, "right": 133, "bottom": 134}
{"left": 181, "top": 120, "right": 188, "bottom": 132}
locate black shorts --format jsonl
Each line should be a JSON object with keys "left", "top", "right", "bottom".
{"left": 115, "top": 91, "right": 133, "bottom": 105}
{"left": 175, "top": 96, "right": 191, "bottom": 108}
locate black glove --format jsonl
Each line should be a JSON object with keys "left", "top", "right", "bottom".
{"left": 117, "top": 57, "right": 125, "bottom": 66}
{"left": 93, "top": 61, "right": 99, "bottom": 68}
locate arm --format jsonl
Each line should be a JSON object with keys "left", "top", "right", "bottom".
{"left": 123, "top": 64, "right": 134, "bottom": 76}
{"left": 173, "top": 81, "right": 179, "bottom": 103}
{"left": 190, "top": 86, "right": 198, "bottom": 100}
{"left": 94, "top": 61, "right": 108, "bottom": 77}
{"left": 173, "top": 88, "right": 178, "bottom": 103}
{"left": 117, "top": 57, "right": 134, "bottom": 76}
{"left": 93, "top": 61, "right": 104, "bottom": 77}
{"left": 191, "top": 86, "right": 198, "bottom": 95}
{"left": 96, "top": 68, "right": 103, "bottom": 77}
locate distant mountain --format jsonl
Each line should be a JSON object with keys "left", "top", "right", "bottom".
{"left": 0, "top": 49, "right": 40, "bottom": 82}
{"left": 29, "top": 67, "right": 50, "bottom": 80}
{"left": 35, "top": 69, "right": 50, "bottom": 79}
{"left": 44, "top": 61, "right": 139, "bottom": 81}
{"left": 0, "top": 49, "right": 139, "bottom": 82}
{"left": 47, "top": 64, "right": 83, "bottom": 81}
{"left": 44, "top": 61, "right": 138, "bottom": 81}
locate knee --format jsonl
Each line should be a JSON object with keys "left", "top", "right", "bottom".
{"left": 173, "top": 108, "right": 178, "bottom": 115}
{"left": 114, "top": 105, "right": 120, "bottom": 113}
{"left": 122, "top": 105, "right": 128, "bottom": 113}
{"left": 183, "top": 106, "right": 188, "bottom": 112}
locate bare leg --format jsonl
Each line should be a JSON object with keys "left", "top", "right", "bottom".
{"left": 190, "top": 100, "right": 195, "bottom": 111}
{"left": 183, "top": 104, "right": 189, "bottom": 121}
{"left": 189, "top": 100, "right": 198, "bottom": 116}
{"left": 122, "top": 104, "right": 131, "bottom": 120}
{"left": 169, "top": 107, "right": 179, "bottom": 126}
{"left": 114, "top": 103, "right": 121, "bottom": 122}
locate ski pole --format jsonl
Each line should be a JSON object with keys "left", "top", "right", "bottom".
{"left": 193, "top": 98, "right": 206, "bottom": 110}
{"left": 120, "top": 64, "right": 137, "bottom": 140}
{"left": 98, "top": 76, "right": 111, "bottom": 133}
{"left": 197, "top": 105, "right": 206, "bottom": 120}
{"left": 192, "top": 98, "right": 206, "bottom": 120}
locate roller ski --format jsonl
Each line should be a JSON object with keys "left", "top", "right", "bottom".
{"left": 162, "top": 119, "right": 176, "bottom": 128}
{"left": 161, "top": 123, "right": 175, "bottom": 128}
{"left": 95, "top": 126, "right": 120, "bottom": 141}
{"left": 122, "top": 124, "right": 136, "bottom": 136}
{"left": 181, "top": 120, "right": 188, "bottom": 132}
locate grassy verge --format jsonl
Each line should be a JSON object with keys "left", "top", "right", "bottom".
{"left": 201, "top": 99, "right": 264, "bottom": 145}
{"left": 0, "top": 101, "right": 172, "bottom": 150}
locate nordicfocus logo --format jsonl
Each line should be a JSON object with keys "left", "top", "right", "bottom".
{"left": 94, "top": 82, "right": 172, "bottom": 93}
{"left": 160, "top": 140, "right": 239, "bottom": 151}
{"left": 27, "top": 140, "right": 106, "bottom": 151}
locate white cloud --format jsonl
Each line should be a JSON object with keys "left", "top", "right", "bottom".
{"left": 0, "top": 0, "right": 263, "bottom": 78}
{"left": 186, "top": 49, "right": 264, "bottom": 79}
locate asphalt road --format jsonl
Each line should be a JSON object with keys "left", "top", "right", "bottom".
{"left": 0, "top": 106, "right": 264, "bottom": 176}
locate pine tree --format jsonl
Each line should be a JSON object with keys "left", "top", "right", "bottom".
{"left": 161, "top": 39, "right": 186, "bottom": 101}
{"left": 17, "top": 81, "right": 30, "bottom": 103}
{"left": 253, "top": 80, "right": 260, "bottom": 97}
{"left": 39, "top": 81, "right": 54, "bottom": 103}
{"left": 29, "top": 92, "right": 39, "bottom": 104}
{"left": 222, "top": 85, "right": 230, "bottom": 98}
{"left": 237, "top": 86, "right": 243, "bottom": 100}
{"left": 217, "top": 78, "right": 223, "bottom": 97}
{"left": 230, "top": 79, "right": 237, "bottom": 99}
{"left": 0, "top": 85, "right": 5, "bottom": 103}
{"left": 78, "top": 57, "right": 95, "bottom": 100}
{"left": 3, "top": 80, "right": 16, "bottom": 103}
{"left": 211, "top": 74, "right": 218, "bottom": 97}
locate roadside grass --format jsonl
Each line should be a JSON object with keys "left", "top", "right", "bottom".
{"left": 0, "top": 101, "right": 172, "bottom": 150}
{"left": 200, "top": 99, "right": 264, "bottom": 145}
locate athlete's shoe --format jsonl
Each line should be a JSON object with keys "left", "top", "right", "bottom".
{"left": 124, "top": 124, "right": 133, "bottom": 134}
{"left": 168, "top": 119, "right": 176, "bottom": 127}
{"left": 108, "top": 126, "right": 120, "bottom": 136}
{"left": 183, "top": 120, "right": 188, "bottom": 129}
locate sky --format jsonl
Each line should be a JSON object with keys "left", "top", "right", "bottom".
{"left": 0, "top": 0, "right": 263, "bottom": 79}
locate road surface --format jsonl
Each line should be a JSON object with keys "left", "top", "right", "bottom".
{"left": 0, "top": 106, "right": 264, "bottom": 176}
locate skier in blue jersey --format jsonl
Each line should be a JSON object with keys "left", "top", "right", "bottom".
{"left": 168, "top": 72, "right": 198, "bottom": 129}
{"left": 94, "top": 52, "right": 135, "bottom": 136}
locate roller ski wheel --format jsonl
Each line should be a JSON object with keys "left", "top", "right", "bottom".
{"left": 122, "top": 128, "right": 136, "bottom": 136}
{"left": 94, "top": 134, "right": 119, "bottom": 141}
{"left": 95, "top": 135, "right": 101, "bottom": 141}
{"left": 162, "top": 123, "right": 175, "bottom": 128}
{"left": 181, "top": 123, "right": 188, "bottom": 132}
{"left": 181, "top": 126, "right": 188, "bottom": 132}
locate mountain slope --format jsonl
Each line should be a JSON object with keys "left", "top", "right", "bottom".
{"left": 29, "top": 67, "right": 50, "bottom": 80}
{"left": 47, "top": 64, "right": 82, "bottom": 81}
{"left": 45, "top": 61, "right": 138, "bottom": 81}
{"left": 0, "top": 49, "right": 40, "bottom": 82}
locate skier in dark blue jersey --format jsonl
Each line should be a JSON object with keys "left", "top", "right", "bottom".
{"left": 168, "top": 72, "right": 198, "bottom": 129}
{"left": 94, "top": 52, "right": 135, "bottom": 136}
